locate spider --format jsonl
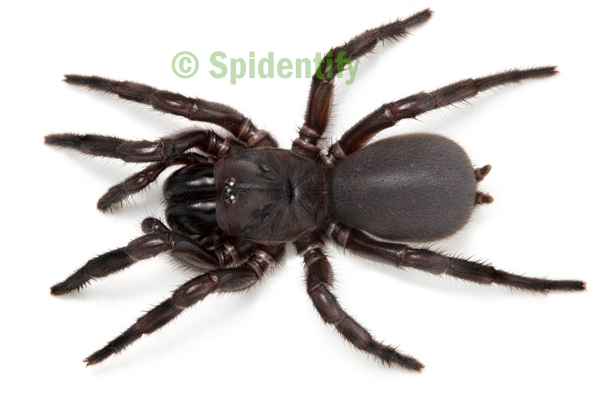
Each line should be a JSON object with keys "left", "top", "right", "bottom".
{"left": 46, "top": 9, "right": 585, "bottom": 371}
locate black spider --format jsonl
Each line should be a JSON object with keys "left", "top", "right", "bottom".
{"left": 46, "top": 9, "right": 585, "bottom": 371}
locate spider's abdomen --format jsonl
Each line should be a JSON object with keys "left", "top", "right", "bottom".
{"left": 330, "top": 133, "right": 476, "bottom": 241}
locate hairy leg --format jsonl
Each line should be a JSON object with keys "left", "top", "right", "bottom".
{"left": 142, "top": 218, "right": 228, "bottom": 249}
{"left": 323, "top": 67, "right": 557, "bottom": 166}
{"left": 46, "top": 130, "right": 247, "bottom": 210}
{"left": 50, "top": 225, "right": 257, "bottom": 295}
{"left": 84, "top": 244, "right": 285, "bottom": 366}
{"left": 97, "top": 153, "right": 211, "bottom": 211}
{"left": 327, "top": 222, "right": 586, "bottom": 292}
{"left": 45, "top": 129, "right": 245, "bottom": 162}
{"left": 63, "top": 75, "right": 277, "bottom": 148}
{"left": 292, "top": 9, "right": 432, "bottom": 159}
{"left": 295, "top": 233, "right": 424, "bottom": 371}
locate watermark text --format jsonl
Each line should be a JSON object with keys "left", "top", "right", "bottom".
{"left": 172, "top": 51, "right": 360, "bottom": 84}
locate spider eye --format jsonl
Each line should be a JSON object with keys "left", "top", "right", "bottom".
{"left": 223, "top": 177, "right": 236, "bottom": 203}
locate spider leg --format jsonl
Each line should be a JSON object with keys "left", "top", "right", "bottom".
{"left": 84, "top": 244, "right": 285, "bottom": 366}
{"left": 292, "top": 9, "right": 432, "bottom": 159}
{"left": 295, "top": 234, "right": 424, "bottom": 371}
{"left": 328, "top": 222, "right": 586, "bottom": 292}
{"left": 45, "top": 129, "right": 246, "bottom": 211}
{"left": 63, "top": 75, "right": 277, "bottom": 148}
{"left": 45, "top": 128, "right": 245, "bottom": 162}
{"left": 141, "top": 218, "right": 228, "bottom": 249}
{"left": 50, "top": 225, "right": 257, "bottom": 295}
{"left": 139, "top": 219, "right": 246, "bottom": 267}
{"left": 97, "top": 153, "right": 210, "bottom": 211}
{"left": 323, "top": 67, "right": 557, "bottom": 166}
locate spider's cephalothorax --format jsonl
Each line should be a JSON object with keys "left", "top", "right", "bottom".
{"left": 213, "top": 148, "right": 328, "bottom": 243}
{"left": 46, "top": 9, "right": 585, "bottom": 371}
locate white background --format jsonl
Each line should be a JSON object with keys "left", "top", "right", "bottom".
{"left": 2, "top": 0, "right": 598, "bottom": 398}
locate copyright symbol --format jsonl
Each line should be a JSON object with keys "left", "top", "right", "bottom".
{"left": 172, "top": 51, "right": 199, "bottom": 78}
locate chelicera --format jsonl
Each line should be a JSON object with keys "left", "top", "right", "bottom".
{"left": 46, "top": 9, "right": 585, "bottom": 370}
